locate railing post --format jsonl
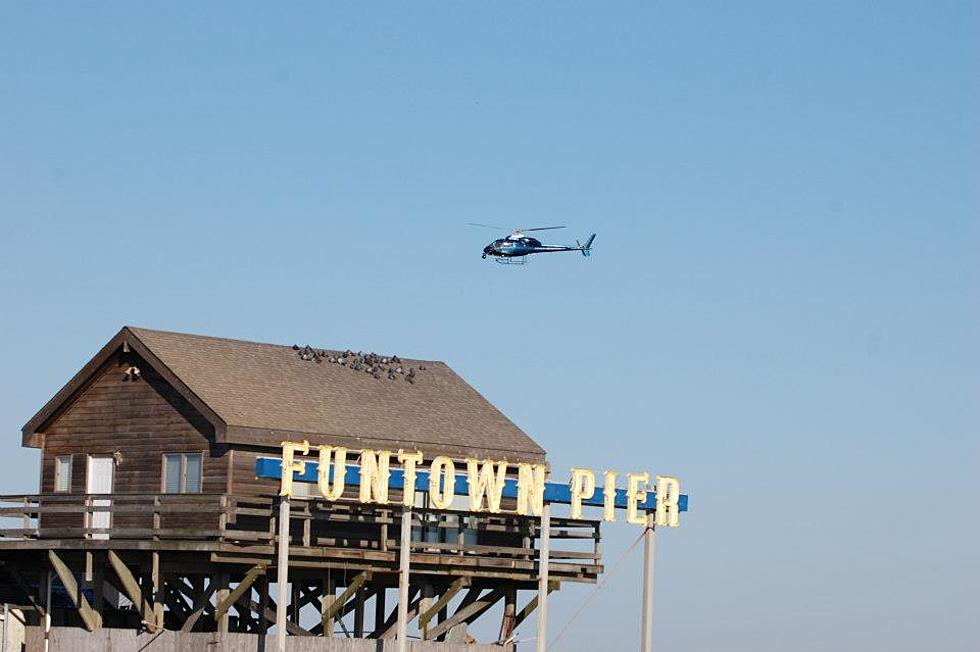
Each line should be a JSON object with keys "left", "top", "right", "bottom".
{"left": 218, "top": 495, "right": 228, "bottom": 540}
{"left": 152, "top": 496, "right": 160, "bottom": 541}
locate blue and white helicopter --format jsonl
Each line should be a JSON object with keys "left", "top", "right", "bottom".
{"left": 470, "top": 224, "right": 596, "bottom": 264}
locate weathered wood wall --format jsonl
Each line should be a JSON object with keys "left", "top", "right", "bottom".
{"left": 38, "top": 353, "right": 225, "bottom": 531}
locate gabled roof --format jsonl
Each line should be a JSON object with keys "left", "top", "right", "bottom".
{"left": 23, "top": 327, "right": 546, "bottom": 462}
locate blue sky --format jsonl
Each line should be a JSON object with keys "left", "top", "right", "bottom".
{"left": 1, "top": 3, "right": 977, "bottom": 650}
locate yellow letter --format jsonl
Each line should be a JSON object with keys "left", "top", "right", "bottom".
{"left": 398, "top": 449, "right": 424, "bottom": 507}
{"left": 603, "top": 471, "right": 617, "bottom": 522}
{"left": 466, "top": 459, "right": 508, "bottom": 513}
{"left": 626, "top": 472, "right": 650, "bottom": 525}
{"left": 516, "top": 463, "right": 546, "bottom": 516}
{"left": 429, "top": 456, "right": 456, "bottom": 509}
{"left": 317, "top": 445, "right": 347, "bottom": 501}
{"left": 359, "top": 449, "right": 392, "bottom": 504}
{"left": 655, "top": 475, "right": 681, "bottom": 528}
{"left": 569, "top": 468, "right": 596, "bottom": 519}
{"left": 279, "top": 440, "right": 309, "bottom": 497}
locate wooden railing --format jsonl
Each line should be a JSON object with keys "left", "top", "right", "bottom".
{"left": 0, "top": 494, "right": 602, "bottom": 578}
{"left": 0, "top": 493, "right": 232, "bottom": 541}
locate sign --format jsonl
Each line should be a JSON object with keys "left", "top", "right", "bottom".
{"left": 256, "top": 442, "right": 688, "bottom": 527}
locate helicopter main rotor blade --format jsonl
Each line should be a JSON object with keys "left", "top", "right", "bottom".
{"left": 521, "top": 225, "right": 566, "bottom": 232}
{"left": 467, "top": 222, "right": 510, "bottom": 230}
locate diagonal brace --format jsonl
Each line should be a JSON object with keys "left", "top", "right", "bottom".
{"left": 48, "top": 550, "right": 102, "bottom": 632}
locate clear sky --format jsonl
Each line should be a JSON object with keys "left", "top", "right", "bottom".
{"left": 1, "top": 3, "right": 977, "bottom": 651}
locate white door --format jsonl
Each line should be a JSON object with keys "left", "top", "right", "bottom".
{"left": 86, "top": 456, "right": 114, "bottom": 540}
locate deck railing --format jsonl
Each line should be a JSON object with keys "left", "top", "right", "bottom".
{"left": 0, "top": 493, "right": 232, "bottom": 541}
{"left": 0, "top": 493, "right": 601, "bottom": 579}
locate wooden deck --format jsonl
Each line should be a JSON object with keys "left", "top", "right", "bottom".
{"left": 0, "top": 493, "right": 602, "bottom": 584}
{"left": 0, "top": 494, "right": 600, "bottom": 640}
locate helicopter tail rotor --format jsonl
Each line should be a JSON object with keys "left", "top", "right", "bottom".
{"left": 578, "top": 233, "right": 596, "bottom": 257}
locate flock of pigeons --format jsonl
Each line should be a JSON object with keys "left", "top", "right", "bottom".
{"left": 293, "top": 345, "right": 426, "bottom": 384}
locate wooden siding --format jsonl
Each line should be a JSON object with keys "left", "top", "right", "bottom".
{"left": 38, "top": 353, "right": 225, "bottom": 531}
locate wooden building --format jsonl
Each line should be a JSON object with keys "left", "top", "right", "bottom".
{"left": 0, "top": 327, "right": 602, "bottom": 647}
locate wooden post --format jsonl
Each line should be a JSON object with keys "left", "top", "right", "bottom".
{"left": 418, "top": 582, "right": 434, "bottom": 640}
{"left": 374, "top": 586, "right": 386, "bottom": 635}
{"left": 43, "top": 570, "right": 51, "bottom": 652}
{"left": 500, "top": 585, "right": 517, "bottom": 643}
{"left": 92, "top": 563, "right": 104, "bottom": 621}
{"left": 151, "top": 552, "right": 163, "bottom": 629}
{"left": 396, "top": 507, "right": 412, "bottom": 652}
{"left": 217, "top": 573, "right": 230, "bottom": 634}
{"left": 290, "top": 581, "right": 301, "bottom": 629}
{"left": 321, "top": 576, "right": 335, "bottom": 637}
{"left": 276, "top": 497, "right": 290, "bottom": 652}
{"left": 2, "top": 602, "right": 8, "bottom": 652}
{"left": 258, "top": 576, "right": 270, "bottom": 635}
{"left": 536, "top": 503, "right": 551, "bottom": 652}
{"left": 354, "top": 585, "right": 366, "bottom": 637}
{"left": 640, "top": 516, "right": 655, "bottom": 652}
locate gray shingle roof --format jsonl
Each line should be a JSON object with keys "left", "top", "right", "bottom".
{"left": 126, "top": 327, "right": 545, "bottom": 462}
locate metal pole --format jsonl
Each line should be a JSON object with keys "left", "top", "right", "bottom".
{"left": 3, "top": 602, "right": 9, "bottom": 652}
{"left": 276, "top": 497, "right": 291, "bottom": 652}
{"left": 536, "top": 503, "right": 551, "bottom": 652}
{"left": 640, "top": 515, "right": 655, "bottom": 652}
{"left": 397, "top": 507, "right": 412, "bottom": 652}
{"left": 44, "top": 571, "right": 51, "bottom": 652}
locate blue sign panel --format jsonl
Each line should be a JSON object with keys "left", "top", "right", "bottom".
{"left": 254, "top": 457, "right": 689, "bottom": 512}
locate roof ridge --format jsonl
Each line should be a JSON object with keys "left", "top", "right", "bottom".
{"left": 125, "top": 326, "right": 445, "bottom": 364}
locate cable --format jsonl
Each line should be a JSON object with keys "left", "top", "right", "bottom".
{"left": 548, "top": 528, "right": 647, "bottom": 651}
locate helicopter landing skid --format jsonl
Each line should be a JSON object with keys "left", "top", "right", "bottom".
{"left": 493, "top": 256, "right": 527, "bottom": 265}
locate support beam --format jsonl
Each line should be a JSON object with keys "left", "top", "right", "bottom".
{"left": 6, "top": 566, "right": 45, "bottom": 619}
{"left": 418, "top": 577, "right": 468, "bottom": 633}
{"left": 321, "top": 571, "right": 369, "bottom": 622}
{"left": 179, "top": 579, "right": 216, "bottom": 633}
{"left": 106, "top": 550, "right": 158, "bottom": 632}
{"left": 258, "top": 576, "right": 270, "bottom": 635}
{"left": 289, "top": 581, "right": 301, "bottom": 628}
{"left": 370, "top": 588, "right": 419, "bottom": 639}
{"left": 514, "top": 581, "right": 558, "bottom": 630}
{"left": 427, "top": 588, "right": 505, "bottom": 641}
{"left": 375, "top": 591, "right": 422, "bottom": 639}
{"left": 239, "top": 595, "right": 313, "bottom": 637}
{"left": 640, "top": 517, "right": 655, "bottom": 652}
{"left": 216, "top": 565, "right": 266, "bottom": 621}
{"left": 216, "top": 573, "right": 230, "bottom": 634}
{"left": 354, "top": 585, "right": 366, "bottom": 637}
{"left": 310, "top": 587, "right": 375, "bottom": 636}
{"left": 321, "top": 576, "right": 335, "bottom": 637}
{"left": 536, "top": 503, "right": 551, "bottom": 652}
{"left": 396, "top": 507, "right": 412, "bottom": 652}
{"left": 418, "top": 583, "right": 434, "bottom": 640}
{"left": 151, "top": 552, "right": 163, "bottom": 629}
{"left": 374, "top": 587, "right": 386, "bottom": 637}
{"left": 499, "top": 586, "right": 517, "bottom": 643}
{"left": 276, "top": 497, "right": 290, "bottom": 652}
{"left": 47, "top": 551, "right": 101, "bottom": 632}
{"left": 163, "top": 584, "right": 190, "bottom": 621}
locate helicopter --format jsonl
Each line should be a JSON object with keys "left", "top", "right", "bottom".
{"left": 469, "top": 224, "right": 597, "bottom": 264}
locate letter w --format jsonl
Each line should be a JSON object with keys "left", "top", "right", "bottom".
{"left": 466, "top": 459, "right": 508, "bottom": 513}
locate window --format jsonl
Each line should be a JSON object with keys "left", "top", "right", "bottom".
{"left": 162, "top": 453, "right": 203, "bottom": 494}
{"left": 54, "top": 455, "right": 72, "bottom": 492}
